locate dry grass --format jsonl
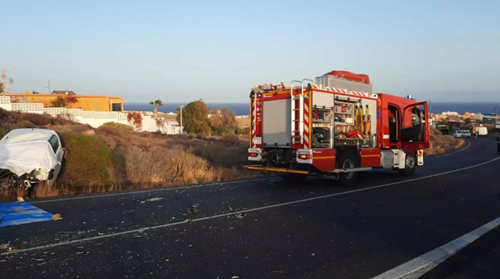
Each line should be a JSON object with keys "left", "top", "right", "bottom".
{"left": 237, "top": 116, "right": 250, "bottom": 128}
{"left": 424, "top": 128, "right": 465, "bottom": 156}
{"left": 0, "top": 108, "right": 259, "bottom": 199}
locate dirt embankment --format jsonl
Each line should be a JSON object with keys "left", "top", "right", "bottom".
{"left": 424, "top": 128, "right": 465, "bottom": 156}
{"left": 0, "top": 109, "right": 259, "bottom": 199}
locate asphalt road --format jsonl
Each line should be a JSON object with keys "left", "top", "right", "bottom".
{"left": 1, "top": 137, "right": 500, "bottom": 279}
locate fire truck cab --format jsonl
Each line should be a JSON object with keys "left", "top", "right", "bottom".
{"left": 244, "top": 71, "right": 430, "bottom": 186}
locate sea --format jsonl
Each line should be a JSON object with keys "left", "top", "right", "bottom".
{"left": 124, "top": 102, "right": 500, "bottom": 116}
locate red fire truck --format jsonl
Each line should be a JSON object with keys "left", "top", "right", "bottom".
{"left": 243, "top": 71, "right": 430, "bottom": 185}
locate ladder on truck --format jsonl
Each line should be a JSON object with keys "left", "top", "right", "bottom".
{"left": 290, "top": 79, "right": 313, "bottom": 147}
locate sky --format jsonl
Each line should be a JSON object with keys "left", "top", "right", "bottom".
{"left": 1, "top": 0, "right": 499, "bottom": 103}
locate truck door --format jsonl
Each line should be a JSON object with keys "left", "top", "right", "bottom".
{"left": 401, "top": 102, "right": 430, "bottom": 150}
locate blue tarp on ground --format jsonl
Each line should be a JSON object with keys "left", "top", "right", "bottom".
{"left": 0, "top": 202, "right": 54, "bottom": 227}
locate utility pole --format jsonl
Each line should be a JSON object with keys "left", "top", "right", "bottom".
{"left": 43, "top": 79, "right": 51, "bottom": 94}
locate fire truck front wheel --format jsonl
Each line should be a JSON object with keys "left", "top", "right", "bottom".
{"left": 399, "top": 152, "right": 417, "bottom": 176}
{"left": 279, "top": 174, "right": 308, "bottom": 183}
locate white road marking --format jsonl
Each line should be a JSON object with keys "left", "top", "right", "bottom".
{"left": 32, "top": 177, "right": 276, "bottom": 204}
{"left": 3, "top": 155, "right": 500, "bottom": 256}
{"left": 371, "top": 216, "right": 500, "bottom": 279}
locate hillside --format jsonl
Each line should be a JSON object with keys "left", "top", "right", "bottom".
{"left": 425, "top": 128, "right": 465, "bottom": 156}
{"left": 0, "top": 109, "right": 258, "bottom": 199}
{"left": 0, "top": 109, "right": 464, "bottom": 199}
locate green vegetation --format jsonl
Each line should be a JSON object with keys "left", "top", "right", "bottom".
{"left": 149, "top": 99, "right": 164, "bottom": 117}
{"left": 58, "top": 132, "right": 114, "bottom": 190}
{"left": 210, "top": 107, "right": 238, "bottom": 135}
{"left": 49, "top": 95, "right": 78, "bottom": 107}
{"left": 102, "top": 122, "right": 134, "bottom": 132}
{"left": 177, "top": 99, "right": 210, "bottom": 134}
{"left": 127, "top": 112, "right": 143, "bottom": 130}
{"left": 0, "top": 108, "right": 259, "bottom": 199}
{"left": 178, "top": 99, "right": 243, "bottom": 136}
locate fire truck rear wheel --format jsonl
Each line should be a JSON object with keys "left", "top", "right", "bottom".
{"left": 338, "top": 153, "right": 358, "bottom": 186}
{"left": 399, "top": 153, "right": 417, "bottom": 176}
{"left": 279, "top": 174, "right": 308, "bottom": 183}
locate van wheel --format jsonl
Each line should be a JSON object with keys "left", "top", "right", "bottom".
{"left": 338, "top": 153, "right": 358, "bottom": 186}
{"left": 280, "top": 174, "right": 308, "bottom": 183}
{"left": 399, "top": 153, "right": 416, "bottom": 176}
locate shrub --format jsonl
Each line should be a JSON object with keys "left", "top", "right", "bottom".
{"left": 424, "top": 128, "right": 464, "bottom": 156}
{"left": 127, "top": 112, "right": 143, "bottom": 130}
{"left": 122, "top": 146, "right": 211, "bottom": 186}
{"left": 178, "top": 100, "right": 210, "bottom": 134}
{"left": 211, "top": 126, "right": 236, "bottom": 135}
{"left": 192, "top": 138, "right": 247, "bottom": 168}
{"left": 210, "top": 107, "right": 238, "bottom": 135}
{"left": 49, "top": 95, "right": 78, "bottom": 108}
{"left": 58, "top": 132, "right": 113, "bottom": 192}
{"left": 102, "top": 122, "right": 134, "bottom": 132}
{"left": 15, "top": 112, "right": 71, "bottom": 126}
{"left": 237, "top": 127, "right": 250, "bottom": 135}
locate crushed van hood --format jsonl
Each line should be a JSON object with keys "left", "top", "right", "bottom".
{"left": 0, "top": 141, "right": 59, "bottom": 178}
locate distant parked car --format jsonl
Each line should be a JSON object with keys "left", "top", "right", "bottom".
{"left": 453, "top": 130, "right": 463, "bottom": 138}
{"left": 0, "top": 128, "right": 64, "bottom": 199}
{"left": 461, "top": 130, "right": 471, "bottom": 138}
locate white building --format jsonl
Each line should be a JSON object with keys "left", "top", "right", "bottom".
{"left": 0, "top": 95, "right": 183, "bottom": 134}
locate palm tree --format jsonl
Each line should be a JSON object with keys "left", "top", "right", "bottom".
{"left": 149, "top": 99, "right": 164, "bottom": 118}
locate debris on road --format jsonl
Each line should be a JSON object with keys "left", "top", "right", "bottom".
{"left": 17, "top": 197, "right": 25, "bottom": 203}
{"left": 228, "top": 205, "right": 234, "bottom": 211}
{"left": 0, "top": 202, "right": 55, "bottom": 227}
{"left": 147, "top": 197, "right": 163, "bottom": 202}
{"left": 234, "top": 213, "right": 245, "bottom": 219}
{"left": 1, "top": 243, "right": 18, "bottom": 252}
{"left": 51, "top": 213, "right": 63, "bottom": 221}
{"left": 58, "top": 231, "right": 79, "bottom": 234}
{"left": 231, "top": 276, "right": 240, "bottom": 279}
{"left": 187, "top": 208, "right": 198, "bottom": 214}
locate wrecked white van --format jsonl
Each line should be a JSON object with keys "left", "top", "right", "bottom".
{"left": 0, "top": 128, "right": 64, "bottom": 192}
